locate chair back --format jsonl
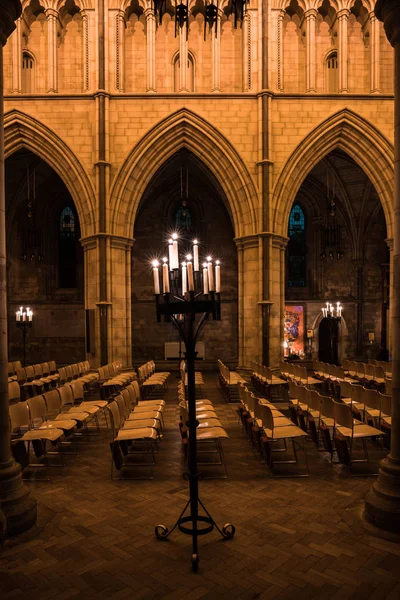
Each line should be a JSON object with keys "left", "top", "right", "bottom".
{"left": 43, "top": 390, "right": 62, "bottom": 416}
{"left": 121, "top": 388, "right": 132, "bottom": 413}
{"left": 258, "top": 402, "right": 274, "bottom": 432}
{"left": 374, "top": 366, "right": 385, "bottom": 381}
{"left": 333, "top": 401, "right": 353, "bottom": 429}
{"left": 116, "top": 393, "right": 129, "bottom": 419}
{"left": 69, "top": 380, "right": 84, "bottom": 403}
{"left": 65, "top": 365, "right": 74, "bottom": 381}
{"left": 308, "top": 390, "right": 321, "bottom": 413}
{"left": 8, "top": 381, "right": 21, "bottom": 403}
{"left": 179, "top": 401, "right": 189, "bottom": 423}
{"left": 386, "top": 379, "right": 392, "bottom": 395}
{"left": 340, "top": 380, "right": 353, "bottom": 400}
{"left": 320, "top": 395, "right": 334, "bottom": 420}
{"left": 33, "top": 364, "right": 43, "bottom": 378}
{"left": 58, "top": 367, "right": 67, "bottom": 384}
{"left": 9, "top": 401, "right": 30, "bottom": 431}
{"left": 15, "top": 366, "right": 27, "bottom": 382}
{"left": 380, "top": 393, "right": 391, "bottom": 417}
{"left": 350, "top": 384, "right": 363, "bottom": 404}
{"left": 58, "top": 385, "right": 74, "bottom": 408}
{"left": 132, "top": 380, "right": 142, "bottom": 401}
{"left": 41, "top": 362, "right": 50, "bottom": 376}
{"left": 363, "top": 388, "right": 381, "bottom": 411}
{"left": 27, "top": 395, "right": 47, "bottom": 424}
{"left": 71, "top": 364, "right": 79, "bottom": 379}
{"left": 48, "top": 360, "right": 57, "bottom": 374}
{"left": 247, "top": 392, "right": 257, "bottom": 415}
{"left": 108, "top": 401, "right": 122, "bottom": 433}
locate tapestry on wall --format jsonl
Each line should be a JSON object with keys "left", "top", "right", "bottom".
{"left": 284, "top": 305, "right": 305, "bottom": 358}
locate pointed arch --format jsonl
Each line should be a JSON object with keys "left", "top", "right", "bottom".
{"left": 272, "top": 109, "right": 394, "bottom": 239}
{"left": 4, "top": 110, "right": 95, "bottom": 237}
{"left": 110, "top": 108, "right": 258, "bottom": 239}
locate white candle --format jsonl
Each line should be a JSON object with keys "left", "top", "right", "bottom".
{"left": 215, "top": 260, "right": 221, "bottom": 293}
{"left": 168, "top": 239, "right": 174, "bottom": 270}
{"left": 162, "top": 259, "right": 170, "bottom": 293}
{"left": 171, "top": 233, "right": 179, "bottom": 269}
{"left": 152, "top": 260, "right": 160, "bottom": 294}
{"left": 16, "top": 310, "right": 20, "bottom": 322}
{"left": 203, "top": 263, "right": 209, "bottom": 294}
{"left": 193, "top": 240, "right": 199, "bottom": 272}
{"left": 207, "top": 257, "right": 214, "bottom": 291}
{"left": 182, "top": 262, "right": 187, "bottom": 294}
{"left": 186, "top": 255, "right": 194, "bottom": 291}
{"left": 22, "top": 311, "right": 26, "bottom": 322}
{"left": 27, "top": 308, "right": 32, "bottom": 322}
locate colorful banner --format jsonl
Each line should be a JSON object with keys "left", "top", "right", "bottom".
{"left": 284, "top": 305, "right": 304, "bottom": 357}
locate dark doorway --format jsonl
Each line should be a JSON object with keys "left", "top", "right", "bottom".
{"left": 318, "top": 317, "right": 339, "bottom": 365}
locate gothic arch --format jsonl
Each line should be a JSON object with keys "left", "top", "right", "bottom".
{"left": 4, "top": 110, "right": 95, "bottom": 237}
{"left": 272, "top": 109, "right": 394, "bottom": 239}
{"left": 110, "top": 108, "right": 258, "bottom": 238}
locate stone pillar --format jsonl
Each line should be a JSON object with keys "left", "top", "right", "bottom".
{"left": 11, "top": 16, "right": 21, "bottom": 94}
{"left": 145, "top": 8, "right": 156, "bottom": 93}
{"left": 236, "top": 236, "right": 260, "bottom": 368}
{"left": 81, "top": 236, "right": 99, "bottom": 366}
{"left": 82, "top": 10, "right": 90, "bottom": 92}
{"left": 386, "top": 238, "right": 393, "bottom": 356}
{"left": 178, "top": 22, "right": 189, "bottom": 92}
{"left": 109, "top": 236, "right": 134, "bottom": 366}
{"left": 242, "top": 10, "right": 251, "bottom": 91}
{"left": 365, "top": 0, "right": 400, "bottom": 532}
{"left": 338, "top": 8, "right": 350, "bottom": 93}
{"left": 0, "top": 0, "right": 37, "bottom": 540}
{"left": 305, "top": 9, "right": 317, "bottom": 93}
{"left": 353, "top": 259, "right": 364, "bottom": 357}
{"left": 370, "top": 11, "right": 381, "bottom": 94}
{"left": 45, "top": 8, "right": 58, "bottom": 93}
{"left": 268, "top": 235, "right": 288, "bottom": 367}
{"left": 211, "top": 9, "right": 222, "bottom": 92}
{"left": 276, "top": 9, "right": 284, "bottom": 91}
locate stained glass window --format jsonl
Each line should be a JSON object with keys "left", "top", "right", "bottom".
{"left": 288, "top": 204, "right": 306, "bottom": 287}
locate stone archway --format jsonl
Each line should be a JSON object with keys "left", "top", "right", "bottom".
{"left": 272, "top": 109, "right": 394, "bottom": 239}
{"left": 109, "top": 108, "right": 259, "bottom": 240}
{"left": 4, "top": 109, "right": 95, "bottom": 237}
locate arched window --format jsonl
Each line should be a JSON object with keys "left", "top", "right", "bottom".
{"left": 288, "top": 204, "right": 306, "bottom": 287}
{"left": 174, "top": 52, "right": 195, "bottom": 92}
{"left": 326, "top": 51, "right": 338, "bottom": 93}
{"left": 22, "top": 51, "right": 35, "bottom": 94}
{"left": 59, "top": 206, "right": 77, "bottom": 288}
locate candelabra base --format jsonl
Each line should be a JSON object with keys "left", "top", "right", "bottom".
{"left": 155, "top": 495, "right": 235, "bottom": 572}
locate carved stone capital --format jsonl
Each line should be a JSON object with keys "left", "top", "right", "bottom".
{"left": 337, "top": 8, "right": 350, "bottom": 21}
{"left": 375, "top": 0, "right": 400, "bottom": 46}
{"left": 304, "top": 8, "right": 318, "bottom": 21}
{"left": 0, "top": 0, "right": 21, "bottom": 46}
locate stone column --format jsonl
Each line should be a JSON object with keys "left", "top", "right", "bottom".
{"left": 268, "top": 234, "right": 288, "bottom": 367}
{"left": 145, "top": 8, "right": 156, "bottom": 93}
{"left": 338, "top": 8, "right": 350, "bottom": 93}
{"left": 365, "top": 0, "right": 400, "bottom": 532}
{"left": 211, "top": 9, "right": 222, "bottom": 92}
{"left": 11, "top": 16, "right": 21, "bottom": 93}
{"left": 235, "top": 236, "right": 260, "bottom": 368}
{"left": 242, "top": 10, "right": 251, "bottom": 91}
{"left": 369, "top": 11, "right": 381, "bottom": 93}
{"left": 45, "top": 8, "right": 58, "bottom": 93}
{"left": 109, "top": 236, "right": 134, "bottom": 366}
{"left": 386, "top": 238, "right": 393, "bottom": 356}
{"left": 0, "top": 0, "right": 37, "bottom": 540}
{"left": 178, "top": 20, "right": 188, "bottom": 92}
{"left": 353, "top": 259, "right": 364, "bottom": 357}
{"left": 305, "top": 9, "right": 317, "bottom": 93}
{"left": 82, "top": 10, "right": 90, "bottom": 92}
{"left": 276, "top": 9, "right": 284, "bottom": 91}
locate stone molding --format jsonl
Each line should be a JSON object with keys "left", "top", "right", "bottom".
{"left": 80, "top": 233, "right": 135, "bottom": 251}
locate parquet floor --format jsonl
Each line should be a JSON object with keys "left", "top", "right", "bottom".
{"left": 1, "top": 374, "right": 400, "bottom": 599}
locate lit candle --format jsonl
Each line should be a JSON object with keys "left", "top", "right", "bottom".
{"left": 27, "top": 307, "right": 32, "bottom": 322}
{"left": 186, "top": 254, "right": 194, "bottom": 291}
{"left": 330, "top": 304, "right": 334, "bottom": 314}
{"left": 203, "top": 262, "right": 209, "bottom": 294}
{"left": 207, "top": 256, "right": 215, "bottom": 291}
{"left": 171, "top": 233, "right": 179, "bottom": 270}
{"left": 162, "top": 258, "right": 170, "bottom": 293}
{"left": 152, "top": 260, "right": 160, "bottom": 295}
{"left": 168, "top": 239, "right": 174, "bottom": 270}
{"left": 326, "top": 302, "right": 329, "bottom": 312}
{"left": 182, "top": 261, "right": 187, "bottom": 295}
{"left": 22, "top": 310, "right": 26, "bottom": 322}
{"left": 215, "top": 260, "right": 221, "bottom": 293}
{"left": 193, "top": 239, "right": 199, "bottom": 272}
{"left": 16, "top": 309, "right": 20, "bottom": 322}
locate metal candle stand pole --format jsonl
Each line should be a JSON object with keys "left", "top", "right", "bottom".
{"left": 16, "top": 307, "right": 33, "bottom": 367}
{"left": 152, "top": 246, "right": 235, "bottom": 573}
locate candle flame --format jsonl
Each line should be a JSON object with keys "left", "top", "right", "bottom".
{"left": 168, "top": 239, "right": 173, "bottom": 244}
{"left": 172, "top": 233, "right": 178, "bottom": 240}
{"left": 186, "top": 254, "right": 192, "bottom": 261}
{"left": 162, "top": 257, "right": 168, "bottom": 263}
{"left": 216, "top": 260, "right": 220, "bottom": 265}
{"left": 182, "top": 261, "right": 186, "bottom": 267}
{"left": 203, "top": 262, "right": 207, "bottom": 268}
{"left": 193, "top": 239, "right": 198, "bottom": 245}
{"left": 152, "top": 260, "right": 159, "bottom": 267}
{"left": 207, "top": 256, "right": 212, "bottom": 262}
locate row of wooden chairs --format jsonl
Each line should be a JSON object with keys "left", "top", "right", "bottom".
{"left": 237, "top": 383, "right": 308, "bottom": 477}
{"left": 108, "top": 381, "right": 166, "bottom": 479}
{"left": 177, "top": 382, "right": 229, "bottom": 478}
{"left": 138, "top": 360, "right": 170, "bottom": 396}
{"left": 313, "top": 360, "right": 391, "bottom": 395}
{"left": 218, "top": 359, "right": 245, "bottom": 402}
{"left": 288, "top": 381, "right": 386, "bottom": 473}
{"left": 280, "top": 361, "right": 321, "bottom": 387}
{"left": 9, "top": 381, "right": 107, "bottom": 480}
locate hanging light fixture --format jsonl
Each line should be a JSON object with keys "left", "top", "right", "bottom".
{"left": 320, "top": 163, "right": 343, "bottom": 261}
{"left": 321, "top": 301, "right": 342, "bottom": 321}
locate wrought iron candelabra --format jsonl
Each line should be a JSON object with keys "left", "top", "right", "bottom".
{"left": 16, "top": 306, "right": 33, "bottom": 367}
{"left": 152, "top": 235, "right": 235, "bottom": 572}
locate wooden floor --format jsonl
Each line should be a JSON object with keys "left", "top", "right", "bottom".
{"left": 1, "top": 374, "right": 400, "bottom": 599}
